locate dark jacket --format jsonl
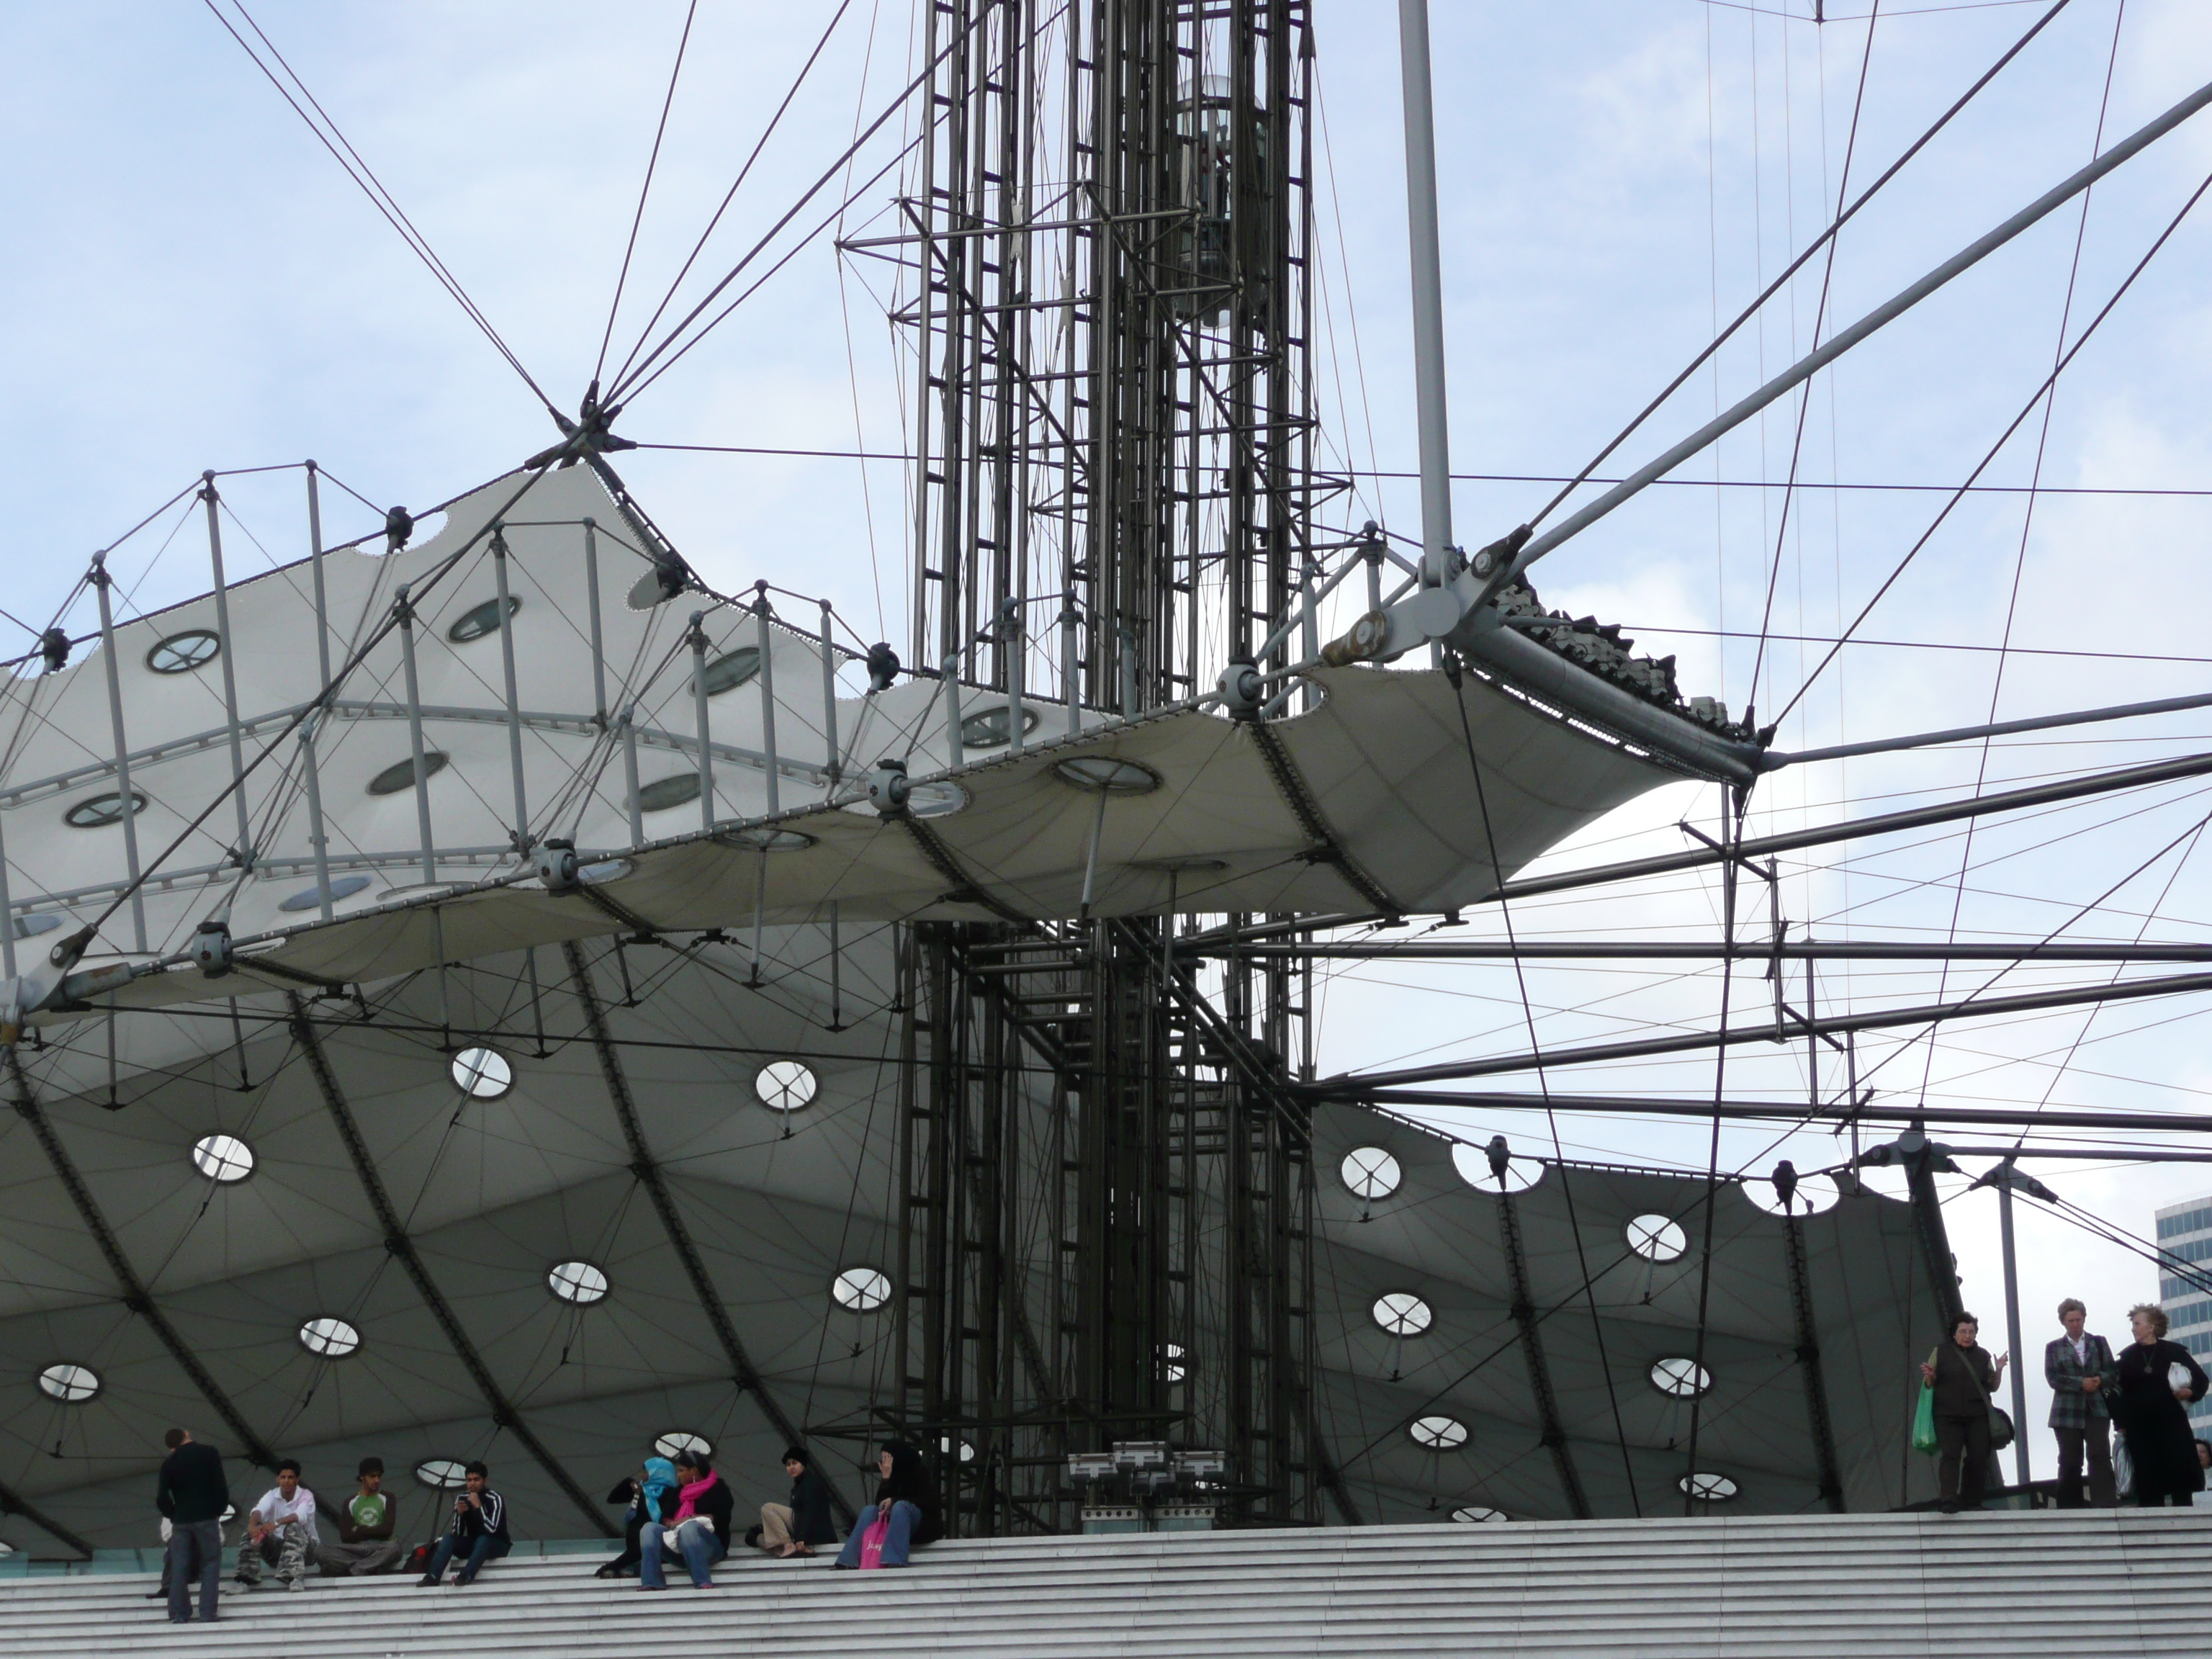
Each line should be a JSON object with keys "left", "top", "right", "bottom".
{"left": 606, "top": 1475, "right": 679, "bottom": 1525}
{"left": 670, "top": 1473, "right": 736, "bottom": 1545}
{"left": 2045, "top": 1332, "right": 2118, "bottom": 1429}
{"left": 2115, "top": 1339, "right": 2211, "bottom": 1501}
{"left": 874, "top": 1442, "right": 941, "bottom": 1547}
{"left": 447, "top": 1488, "right": 509, "bottom": 1542}
{"left": 788, "top": 1465, "right": 839, "bottom": 1546}
{"left": 156, "top": 1442, "right": 228, "bottom": 1526}
{"left": 1930, "top": 1340, "right": 1999, "bottom": 1421}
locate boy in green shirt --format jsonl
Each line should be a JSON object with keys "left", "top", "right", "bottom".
{"left": 315, "top": 1457, "right": 403, "bottom": 1576}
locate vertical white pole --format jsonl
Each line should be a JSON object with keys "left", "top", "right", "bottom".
{"left": 302, "top": 464, "right": 334, "bottom": 922}
{"left": 756, "top": 593, "right": 781, "bottom": 815}
{"left": 1061, "top": 594, "right": 1081, "bottom": 735}
{"left": 581, "top": 518, "right": 608, "bottom": 730}
{"left": 91, "top": 554, "right": 148, "bottom": 952}
{"left": 819, "top": 600, "right": 842, "bottom": 793}
{"left": 621, "top": 701, "right": 645, "bottom": 848}
{"left": 490, "top": 530, "right": 531, "bottom": 854}
{"left": 1007, "top": 604, "right": 1026, "bottom": 755}
{"left": 0, "top": 813, "right": 17, "bottom": 979}
{"left": 395, "top": 583, "right": 436, "bottom": 886}
{"left": 689, "top": 615, "right": 715, "bottom": 833}
{"left": 1398, "top": 0, "right": 1455, "bottom": 581}
{"left": 200, "top": 475, "right": 255, "bottom": 866}
{"left": 943, "top": 661, "right": 965, "bottom": 768}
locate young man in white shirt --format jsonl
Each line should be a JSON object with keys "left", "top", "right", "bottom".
{"left": 235, "top": 1460, "right": 319, "bottom": 1591}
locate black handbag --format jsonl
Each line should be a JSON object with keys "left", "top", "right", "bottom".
{"left": 1988, "top": 1406, "right": 2015, "bottom": 1451}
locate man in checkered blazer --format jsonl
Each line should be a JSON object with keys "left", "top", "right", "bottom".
{"left": 2046, "top": 1298, "right": 2120, "bottom": 1506}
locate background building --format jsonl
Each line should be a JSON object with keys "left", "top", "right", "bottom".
{"left": 2154, "top": 1197, "right": 2212, "bottom": 1428}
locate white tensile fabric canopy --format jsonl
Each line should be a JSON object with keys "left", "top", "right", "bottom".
{"left": 1, "top": 465, "right": 1676, "bottom": 1015}
{"left": 0, "top": 464, "right": 1937, "bottom": 1552}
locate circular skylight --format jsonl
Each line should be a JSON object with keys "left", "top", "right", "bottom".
{"left": 451, "top": 1047, "right": 513, "bottom": 1100}
{"left": 1372, "top": 1292, "right": 1433, "bottom": 1337}
{"left": 755, "top": 1060, "right": 818, "bottom": 1112}
{"left": 906, "top": 780, "right": 966, "bottom": 819}
{"left": 367, "top": 752, "right": 448, "bottom": 796}
{"left": 1626, "top": 1214, "right": 1686, "bottom": 1262}
{"left": 191, "top": 1133, "right": 255, "bottom": 1183}
{"left": 655, "top": 1431, "right": 713, "bottom": 1462}
{"left": 278, "top": 873, "right": 374, "bottom": 913}
{"left": 1679, "top": 1470, "right": 1738, "bottom": 1502}
{"left": 716, "top": 826, "right": 815, "bottom": 853}
{"left": 1052, "top": 755, "right": 1160, "bottom": 794}
{"left": 146, "top": 629, "right": 220, "bottom": 675}
{"left": 1649, "top": 1357, "right": 1711, "bottom": 1398}
{"left": 940, "top": 1437, "right": 976, "bottom": 1462}
{"left": 36, "top": 1362, "right": 99, "bottom": 1403}
{"left": 635, "top": 773, "right": 702, "bottom": 814}
{"left": 698, "top": 647, "right": 761, "bottom": 696}
{"left": 1161, "top": 1343, "right": 1187, "bottom": 1383}
{"left": 1341, "top": 1146, "right": 1402, "bottom": 1201}
{"left": 1450, "top": 1506, "right": 1508, "bottom": 1524}
{"left": 548, "top": 1260, "right": 609, "bottom": 1305}
{"left": 299, "top": 1317, "right": 361, "bottom": 1359}
{"left": 63, "top": 791, "right": 146, "bottom": 829}
{"left": 831, "top": 1267, "right": 892, "bottom": 1312}
{"left": 961, "top": 704, "right": 1040, "bottom": 750}
{"left": 446, "top": 595, "right": 520, "bottom": 643}
{"left": 415, "top": 1459, "right": 469, "bottom": 1489}
{"left": 1408, "top": 1415, "right": 1468, "bottom": 1450}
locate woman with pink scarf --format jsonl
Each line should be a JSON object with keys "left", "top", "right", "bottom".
{"left": 639, "top": 1454, "right": 736, "bottom": 1590}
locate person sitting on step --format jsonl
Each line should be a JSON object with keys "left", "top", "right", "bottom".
{"left": 639, "top": 1452, "right": 734, "bottom": 1591}
{"left": 755, "top": 1445, "right": 840, "bottom": 1558}
{"left": 597, "top": 1455, "right": 680, "bottom": 1578}
{"left": 834, "top": 1442, "right": 940, "bottom": 1570}
{"left": 416, "top": 1463, "right": 510, "bottom": 1587}
{"left": 315, "top": 1457, "right": 403, "bottom": 1577}
{"left": 235, "top": 1460, "right": 318, "bottom": 1591}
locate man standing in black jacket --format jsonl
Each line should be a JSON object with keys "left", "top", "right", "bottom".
{"left": 156, "top": 1429, "right": 229, "bottom": 1624}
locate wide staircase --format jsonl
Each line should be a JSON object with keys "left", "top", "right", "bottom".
{"left": 6, "top": 1510, "right": 2210, "bottom": 1657}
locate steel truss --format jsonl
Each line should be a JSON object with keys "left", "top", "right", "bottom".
{"left": 837, "top": 0, "right": 1336, "bottom": 1535}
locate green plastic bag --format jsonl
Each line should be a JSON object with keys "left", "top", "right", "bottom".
{"left": 1912, "top": 1348, "right": 1940, "bottom": 1455}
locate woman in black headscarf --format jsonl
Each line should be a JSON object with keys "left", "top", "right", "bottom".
{"left": 832, "top": 1442, "right": 940, "bottom": 1568}
{"left": 2113, "top": 1303, "right": 2210, "bottom": 1507}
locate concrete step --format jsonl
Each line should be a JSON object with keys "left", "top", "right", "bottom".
{"left": 4, "top": 1511, "right": 2206, "bottom": 1658}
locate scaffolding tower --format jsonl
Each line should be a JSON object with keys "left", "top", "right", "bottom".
{"left": 845, "top": 0, "right": 1349, "bottom": 1532}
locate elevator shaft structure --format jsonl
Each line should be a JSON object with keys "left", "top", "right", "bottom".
{"left": 858, "top": 0, "right": 1334, "bottom": 1532}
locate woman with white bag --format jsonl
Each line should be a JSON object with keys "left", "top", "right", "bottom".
{"left": 2112, "top": 1304, "right": 2211, "bottom": 1507}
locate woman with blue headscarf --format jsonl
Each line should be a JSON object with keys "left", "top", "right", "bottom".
{"left": 595, "top": 1455, "right": 679, "bottom": 1578}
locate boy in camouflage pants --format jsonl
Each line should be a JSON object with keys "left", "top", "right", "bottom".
{"left": 236, "top": 1460, "right": 318, "bottom": 1591}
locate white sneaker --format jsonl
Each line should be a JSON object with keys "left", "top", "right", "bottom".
{"left": 284, "top": 1577, "right": 306, "bottom": 1593}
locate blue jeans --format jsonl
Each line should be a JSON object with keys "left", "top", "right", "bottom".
{"left": 836, "top": 1499, "right": 920, "bottom": 1568}
{"left": 640, "top": 1517, "right": 725, "bottom": 1587}
{"left": 166, "top": 1519, "right": 222, "bottom": 1622}
{"left": 426, "top": 1532, "right": 510, "bottom": 1582}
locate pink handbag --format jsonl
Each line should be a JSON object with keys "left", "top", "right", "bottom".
{"left": 858, "top": 1513, "right": 890, "bottom": 1570}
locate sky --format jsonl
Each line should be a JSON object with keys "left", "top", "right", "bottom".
{"left": 5, "top": 0, "right": 2212, "bottom": 1464}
